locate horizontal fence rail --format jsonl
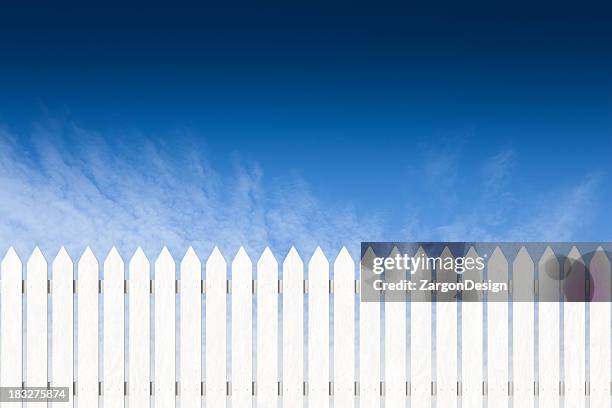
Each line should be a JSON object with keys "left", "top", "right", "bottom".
{"left": 0, "top": 245, "right": 610, "bottom": 407}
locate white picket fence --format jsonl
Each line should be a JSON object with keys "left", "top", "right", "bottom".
{"left": 0, "top": 245, "right": 610, "bottom": 407}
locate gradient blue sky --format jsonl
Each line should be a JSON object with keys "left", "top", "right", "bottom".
{"left": 0, "top": 2, "right": 611, "bottom": 259}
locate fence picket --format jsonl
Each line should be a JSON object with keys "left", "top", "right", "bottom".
{"left": 589, "top": 247, "right": 611, "bottom": 406}
{"left": 462, "top": 246, "right": 483, "bottom": 407}
{"left": 538, "top": 246, "right": 560, "bottom": 406}
{"left": 333, "top": 248, "right": 355, "bottom": 408}
{"left": 512, "top": 247, "right": 535, "bottom": 407}
{"left": 154, "top": 248, "right": 176, "bottom": 408}
{"left": 128, "top": 248, "right": 150, "bottom": 408}
{"left": 103, "top": 248, "right": 125, "bottom": 407}
{"left": 78, "top": 247, "right": 99, "bottom": 408}
{"left": 181, "top": 248, "right": 202, "bottom": 408}
{"left": 436, "top": 246, "right": 457, "bottom": 407}
{"left": 205, "top": 247, "right": 227, "bottom": 408}
{"left": 411, "top": 246, "right": 431, "bottom": 407}
{"left": 232, "top": 248, "right": 253, "bottom": 407}
{"left": 487, "top": 247, "right": 509, "bottom": 404}
{"left": 52, "top": 248, "right": 74, "bottom": 407}
{"left": 26, "top": 247, "right": 48, "bottom": 408}
{"left": 385, "top": 247, "right": 407, "bottom": 408}
{"left": 308, "top": 247, "right": 330, "bottom": 407}
{"left": 283, "top": 247, "right": 304, "bottom": 407}
{"left": 563, "top": 247, "right": 586, "bottom": 406}
{"left": 256, "top": 248, "right": 278, "bottom": 407}
{"left": 360, "top": 247, "right": 381, "bottom": 407}
{"left": 1, "top": 248, "right": 22, "bottom": 408}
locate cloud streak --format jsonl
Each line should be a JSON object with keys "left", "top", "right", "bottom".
{"left": 0, "top": 121, "right": 383, "bottom": 261}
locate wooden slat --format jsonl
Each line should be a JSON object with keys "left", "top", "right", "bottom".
{"left": 360, "top": 247, "right": 381, "bottom": 407}
{"left": 181, "top": 248, "right": 202, "bottom": 408}
{"left": 461, "top": 247, "right": 483, "bottom": 408}
{"left": 205, "top": 247, "right": 227, "bottom": 407}
{"left": 563, "top": 246, "right": 586, "bottom": 406}
{"left": 1, "top": 247, "right": 23, "bottom": 408}
{"left": 436, "top": 247, "right": 457, "bottom": 407}
{"left": 256, "top": 247, "right": 278, "bottom": 407}
{"left": 333, "top": 247, "right": 355, "bottom": 408}
{"left": 538, "top": 246, "right": 560, "bottom": 406}
{"left": 283, "top": 247, "right": 304, "bottom": 407}
{"left": 231, "top": 248, "right": 253, "bottom": 407}
{"left": 52, "top": 247, "right": 74, "bottom": 407}
{"left": 78, "top": 247, "right": 99, "bottom": 407}
{"left": 104, "top": 247, "right": 125, "bottom": 407}
{"left": 589, "top": 247, "right": 611, "bottom": 406}
{"left": 385, "top": 247, "right": 407, "bottom": 408}
{"left": 512, "top": 247, "right": 535, "bottom": 407}
{"left": 128, "top": 248, "right": 150, "bottom": 407}
{"left": 411, "top": 247, "right": 431, "bottom": 407}
{"left": 487, "top": 247, "right": 509, "bottom": 403}
{"left": 154, "top": 247, "right": 176, "bottom": 408}
{"left": 26, "top": 247, "right": 48, "bottom": 408}
{"left": 308, "top": 247, "right": 330, "bottom": 407}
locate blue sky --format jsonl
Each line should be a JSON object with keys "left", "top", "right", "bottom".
{"left": 0, "top": 2, "right": 611, "bottom": 259}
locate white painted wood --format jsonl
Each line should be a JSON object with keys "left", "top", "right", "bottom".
{"left": 385, "top": 247, "right": 407, "bottom": 408}
{"left": 512, "top": 247, "right": 535, "bottom": 407}
{"left": 360, "top": 247, "right": 380, "bottom": 407}
{"left": 104, "top": 247, "right": 125, "bottom": 407}
{"left": 155, "top": 247, "right": 176, "bottom": 408}
{"left": 78, "top": 247, "right": 99, "bottom": 408}
{"left": 180, "top": 247, "right": 202, "bottom": 408}
{"left": 563, "top": 247, "right": 586, "bottom": 407}
{"left": 538, "top": 246, "right": 560, "bottom": 407}
{"left": 128, "top": 248, "right": 150, "bottom": 408}
{"left": 436, "top": 247, "right": 457, "bottom": 408}
{"left": 1, "top": 247, "right": 23, "bottom": 408}
{"left": 52, "top": 247, "right": 74, "bottom": 407}
{"left": 282, "top": 247, "right": 304, "bottom": 407}
{"left": 205, "top": 247, "right": 227, "bottom": 408}
{"left": 232, "top": 248, "right": 253, "bottom": 408}
{"left": 462, "top": 247, "right": 484, "bottom": 408}
{"left": 411, "top": 247, "right": 431, "bottom": 407}
{"left": 589, "top": 247, "right": 611, "bottom": 407}
{"left": 487, "top": 247, "right": 509, "bottom": 405}
{"left": 308, "top": 247, "right": 330, "bottom": 408}
{"left": 256, "top": 247, "right": 278, "bottom": 408}
{"left": 26, "top": 247, "right": 48, "bottom": 408}
{"left": 333, "top": 247, "right": 355, "bottom": 408}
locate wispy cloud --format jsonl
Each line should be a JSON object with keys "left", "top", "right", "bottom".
{"left": 0, "top": 121, "right": 383, "bottom": 260}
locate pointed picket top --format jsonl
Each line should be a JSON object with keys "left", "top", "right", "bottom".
{"left": 206, "top": 246, "right": 227, "bottom": 269}
{"left": 155, "top": 246, "right": 175, "bottom": 270}
{"left": 283, "top": 246, "right": 303, "bottom": 269}
{"left": 488, "top": 247, "right": 508, "bottom": 275}
{"left": 1, "top": 246, "right": 22, "bottom": 275}
{"left": 233, "top": 246, "right": 252, "bottom": 267}
{"left": 589, "top": 247, "right": 610, "bottom": 301}
{"left": 564, "top": 245, "right": 585, "bottom": 278}
{"left": 308, "top": 246, "right": 329, "bottom": 280}
{"left": 514, "top": 246, "right": 533, "bottom": 268}
{"left": 28, "top": 246, "right": 47, "bottom": 268}
{"left": 309, "top": 246, "right": 329, "bottom": 267}
{"left": 54, "top": 246, "right": 72, "bottom": 264}
{"left": 51, "top": 247, "right": 73, "bottom": 279}
{"left": 104, "top": 246, "right": 124, "bottom": 270}
{"left": 361, "top": 245, "right": 376, "bottom": 264}
{"left": 258, "top": 246, "right": 277, "bottom": 266}
{"left": 79, "top": 246, "right": 98, "bottom": 266}
{"left": 129, "top": 247, "right": 150, "bottom": 273}
{"left": 334, "top": 246, "right": 354, "bottom": 276}
{"left": 181, "top": 246, "right": 201, "bottom": 269}
{"left": 440, "top": 246, "right": 453, "bottom": 259}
